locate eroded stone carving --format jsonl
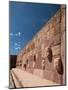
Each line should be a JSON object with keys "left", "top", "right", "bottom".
{"left": 46, "top": 46, "right": 53, "bottom": 63}
{"left": 54, "top": 57, "right": 63, "bottom": 75}
{"left": 41, "top": 59, "right": 45, "bottom": 70}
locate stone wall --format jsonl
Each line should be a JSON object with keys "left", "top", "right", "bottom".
{"left": 16, "top": 5, "right": 66, "bottom": 85}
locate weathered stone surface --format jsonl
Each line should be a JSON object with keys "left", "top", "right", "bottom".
{"left": 52, "top": 45, "right": 61, "bottom": 56}
{"left": 54, "top": 23, "right": 61, "bottom": 35}
{"left": 61, "top": 15, "right": 66, "bottom": 32}
{"left": 52, "top": 33, "right": 61, "bottom": 46}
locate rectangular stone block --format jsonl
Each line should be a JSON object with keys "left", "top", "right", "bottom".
{"left": 61, "top": 14, "right": 65, "bottom": 32}
{"left": 52, "top": 17, "right": 56, "bottom": 27}
{"left": 41, "top": 47, "right": 47, "bottom": 58}
{"left": 53, "top": 33, "right": 61, "bottom": 46}
{"left": 52, "top": 45, "right": 61, "bottom": 56}
{"left": 49, "top": 19, "right": 54, "bottom": 28}
{"left": 54, "top": 23, "right": 60, "bottom": 35}
{"left": 49, "top": 28, "right": 55, "bottom": 38}
{"left": 46, "top": 31, "right": 50, "bottom": 40}
{"left": 61, "top": 32, "right": 65, "bottom": 57}
{"left": 61, "top": 7, "right": 66, "bottom": 16}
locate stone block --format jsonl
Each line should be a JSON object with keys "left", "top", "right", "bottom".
{"left": 54, "top": 23, "right": 61, "bottom": 35}
{"left": 52, "top": 45, "right": 61, "bottom": 56}
{"left": 61, "top": 14, "right": 65, "bottom": 32}
{"left": 52, "top": 33, "right": 61, "bottom": 46}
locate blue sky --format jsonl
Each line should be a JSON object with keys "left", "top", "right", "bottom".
{"left": 9, "top": 1, "right": 60, "bottom": 55}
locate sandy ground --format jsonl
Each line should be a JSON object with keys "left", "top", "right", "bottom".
{"left": 10, "top": 68, "right": 59, "bottom": 88}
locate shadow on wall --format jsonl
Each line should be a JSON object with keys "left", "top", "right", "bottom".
{"left": 10, "top": 55, "right": 17, "bottom": 70}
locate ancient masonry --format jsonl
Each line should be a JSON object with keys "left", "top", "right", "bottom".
{"left": 16, "top": 5, "right": 66, "bottom": 85}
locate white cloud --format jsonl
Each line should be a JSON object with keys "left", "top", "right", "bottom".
{"left": 18, "top": 32, "right": 21, "bottom": 37}
{"left": 14, "top": 43, "right": 21, "bottom": 47}
{"left": 10, "top": 33, "right": 14, "bottom": 36}
{"left": 15, "top": 32, "right": 21, "bottom": 37}
{"left": 10, "top": 32, "right": 23, "bottom": 37}
{"left": 15, "top": 47, "right": 21, "bottom": 50}
{"left": 15, "top": 47, "right": 18, "bottom": 50}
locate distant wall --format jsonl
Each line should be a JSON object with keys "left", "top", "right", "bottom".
{"left": 16, "top": 5, "right": 66, "bottom": 85}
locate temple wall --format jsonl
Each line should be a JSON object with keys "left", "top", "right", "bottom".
{"left": 16, "top": 5, "right": 66, "bottom": 85}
